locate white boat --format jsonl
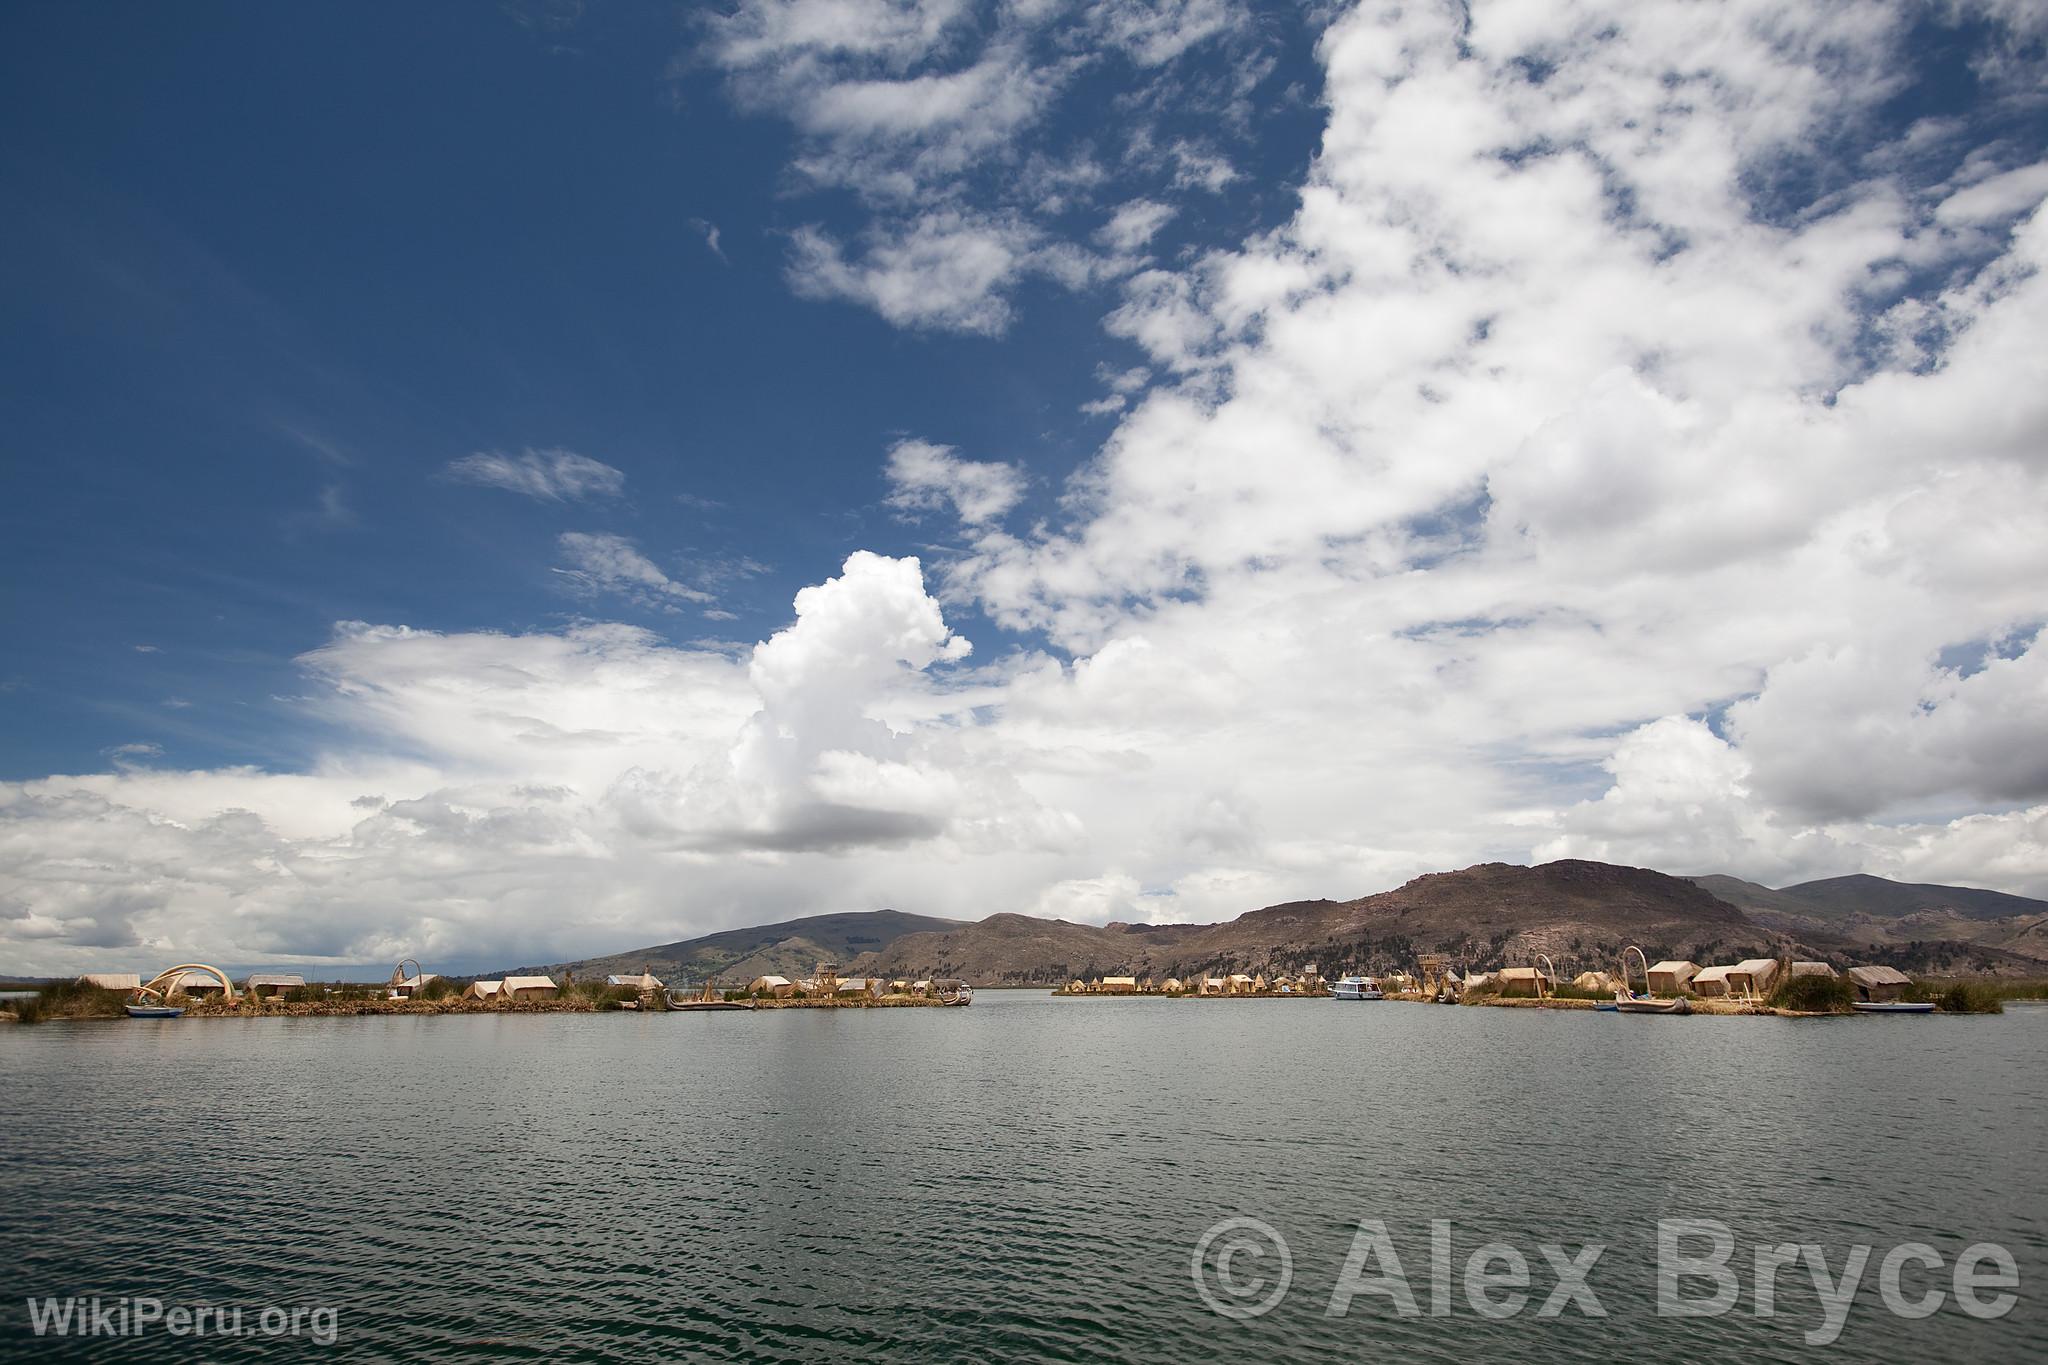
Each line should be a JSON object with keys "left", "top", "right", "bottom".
{"left": 1852, "top": 1001, "right": 1934, "bottom": 1013}
{"left": 1332, "top": 976, "right": 1384, "bottom": 1001}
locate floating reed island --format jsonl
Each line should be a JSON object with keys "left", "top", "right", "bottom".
{"left": 1046, "top": 948, "right": 2012, "bottom": 1016}
{"left": 8, "top": 959, "right": 970, "bottom": 1022}
{"left": 1055, "top": 969, "right": 1332, "bottom": 997}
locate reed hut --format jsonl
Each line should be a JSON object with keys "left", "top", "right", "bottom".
{"left": 1787, "top": 961, "right": 1838, "bottom": 980}
{"left": 607, "top": 972, "right": 664, "bottom": 992}
{"left": 1162, "top": 977, "right": 1184, "bottom": 993}
{"left": 500, "top": 975, "right": 558, "bottom": 1001}
{"left": 243, "top": 973, "right": 305, "bottom": 1000}
{"left": 747, "top": 975, "right": 798, "bottom": 998}
{"left": 1847, "top": 965, "right": 1912, "bottom": 1003}
{"left": 78, "top": 972, "right": 142, "bottom": 992}
{"left": 835, "top": 977, "right": 881, "bottom": 999}
{"left": 1647, "top": 960, "right": 1700, "bottom": 994}
{"left": 1691, "top": 965, "right": 1737, "bottom": 997}
{"left": 1498, "top": 966, "right": 1553, "bottom": 997}
{"left": 1572, "top": 970, "right": 1615, "bottom": 993}
{"left": 463, "top": 980, "right": 503, "bottom": 1000}
{"left": 1224, "top": 973, "right": 1255, "bottom": 994}
{"left": 1100, "top": 975, "right": 1138, "bottom": 994}
{"left": 1727, "top": 958, "right": 1780, "bottom": 998}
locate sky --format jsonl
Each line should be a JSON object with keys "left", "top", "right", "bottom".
{"left": 2, "top": 0, "right": 2046, "bottom": 976}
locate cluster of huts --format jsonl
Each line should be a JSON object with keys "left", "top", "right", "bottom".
{"left": 1634, "top": 958, "right": 1912, "bottom": 1003}
{"left": 736, "top": 969, "right": 966, "bottom": 1001}
{"left": 1058, "top": 967, "right": 1330, "bottom": 996}
{"left": 1463, "top": 958, "right": 1916, "bottom": 1004}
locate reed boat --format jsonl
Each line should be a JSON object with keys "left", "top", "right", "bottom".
{"left": 667, "top": 979, "right": 754, "bottom": 1011}
{"left": 1612, "top": 992, "right": 1690, "bottom": 1014}
{"left": 1612, "top": 945, "right": 1689, "bottom": 1013}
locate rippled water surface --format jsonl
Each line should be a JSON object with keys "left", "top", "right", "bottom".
{"left": 3, "top": 994, "right": 2043, "bottom": 1361}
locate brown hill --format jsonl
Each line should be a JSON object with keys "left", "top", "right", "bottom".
{"left": 856, "top": 860, "right": 1779, "bottom": 985}
{"left": 1692, "top": 872, "right": 2048, "bottom": 967}
{"left": 503, "top": 909, "right": 967, "bottom": 984}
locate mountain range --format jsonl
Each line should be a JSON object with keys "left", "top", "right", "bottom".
{"left": 513, "top": 860, "right": 2048, "bottom": 987}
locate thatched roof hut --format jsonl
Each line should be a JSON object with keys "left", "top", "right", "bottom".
{"left": 1847, "top": 965, "right": 1912, "bottom": 1003}
{"left": 1788, "top": 961, "right": 1837, "bottom": 980}
{"left": 500, "top": 975, "right": 557, "bottom": 1001}
{"left": 1647, "top": 960, "right": 1700, "bottom": 994}
{"left": 1498, "top": 966, "right": 1553, "bottom": 997}
{"left": 747, "top": 975, "right": 797, "bottom": 998}
{"left": 1728, "top": 959, "right": 1780, "bottom": 997}
{"left": 1572, "top": 970, "right": 1615, "bottom": 993}
{"left": 607, "top": 972, "right": 664, "bottom": 991}
{"left": 78, "top": 972, "right": 142, "bottom": 991}
{"left": 1691, "top": 965, "right": 1736, "bottom": 997}
{"left": 243, "top": 973, "right": 306, "bottom": 999}
{"left": 463, "top": 980, "right": 503, "bottom": 1000}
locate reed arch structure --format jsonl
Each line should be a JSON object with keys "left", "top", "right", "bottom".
{"left": 134, "top": 963, "right": 237, "bottom": 1003}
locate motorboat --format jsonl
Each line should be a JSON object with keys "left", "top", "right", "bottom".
{"left": 1332, "top": 976, "right": 1384, "bottom": 1001}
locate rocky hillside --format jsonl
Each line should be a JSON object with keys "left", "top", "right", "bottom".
{"left": 855, "top": 860, "right": 1780, "bottom": 985}
{"left": 1693, "top": 872, "right": 2048, "bottom": 969}
{"left": 501, "top": 909, "right": 966, "bottom": 985}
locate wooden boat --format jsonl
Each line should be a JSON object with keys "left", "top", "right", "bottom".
{"left": 1852, "top": 1001, "right": 1935, "bottom": 1013}
{"left": 124, "top": 1004, "right": 184, "bottom": 1018}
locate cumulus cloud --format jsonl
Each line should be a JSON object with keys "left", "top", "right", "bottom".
{"left": 444, "top": 448, "right": 627, "bottom": 501}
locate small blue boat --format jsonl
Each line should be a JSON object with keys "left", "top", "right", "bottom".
{"left": 124, "top": 1004, "right": 184, "bottom": 1018}
{"left": 1594, "top": 1001, "right": 1619, "bottom": 1012}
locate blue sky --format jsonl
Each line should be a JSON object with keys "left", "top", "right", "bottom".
{"left": 1, "top": 1, "right": 1323, "bottom": 778}
{"left": 4, "top": 1, "right": 2047, "bottom": 974}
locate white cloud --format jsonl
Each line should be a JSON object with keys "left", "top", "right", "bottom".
{"left": 1097, "top": 197, "right": 1177, "bottom": 252}
{"left": 787, "top": 212, "right": 1037, "bottom": 334}
{"left": 700, "top": 0, "right": 1269, "bottom": 332}
{"left": 688, "top": 216, "right": 729, "bottom": 262}
{"left": 444, "top": 448, "right": 626, "bottom": 501}
{"left": 885, "top": 438, "right": 1026, "bottom": 524}
{"left": 553, "top": 533, "right": 714, "bottom": 610}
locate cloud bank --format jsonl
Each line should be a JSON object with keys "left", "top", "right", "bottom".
{"left": 6, "top": 0, "right": 2048, "bottom": 974}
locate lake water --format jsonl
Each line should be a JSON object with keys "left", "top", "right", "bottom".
{"left": 3, "top": 993, "right": 2042, "bottom": 1362}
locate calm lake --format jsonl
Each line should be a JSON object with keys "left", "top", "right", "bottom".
{"left": 3, "top": 993, "right": 2042, "bottom": 1362}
